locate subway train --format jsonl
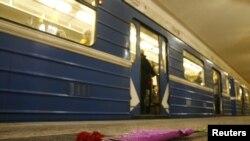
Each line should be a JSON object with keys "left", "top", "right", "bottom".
{"left": 0, "top": 0, "right": 249, "bottom": 121}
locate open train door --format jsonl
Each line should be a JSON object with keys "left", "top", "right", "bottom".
{"left": 129, "top": 22, "right": 141, "bottom": 115}
{"left": 158, "top": 37, "right": 169, "bottom": 115}
{"left": 212, "top": 69, "right": 222, "bottom": 115}
{"left": 229, "top": 77, "right": 237, "bottom": 116}
{"left": 129, "top": 22, "right": 169, "bottom": 117}
{"left": 138, "top": 36, "right": 169, "bottom": 116}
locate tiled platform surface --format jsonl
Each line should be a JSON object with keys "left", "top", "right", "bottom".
{"left": 1, "top": 116, "right": 250, "bottom": 141}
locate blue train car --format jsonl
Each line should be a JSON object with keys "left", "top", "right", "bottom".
{"left": 166, "top": 35, "right": 232, "bottom": 117}
{"left": 0, "top": 0, "right": 173, "bottom": 121}
{"left": 0, "top": 0, "right": 133, "bottom": 121}
{"left": 230, "top": 79, "right": 249, "bottom": 116}
{"left": 167, "top": 34, "right": 214, "bottom": 117}
{"left": 0, "top": 0, "right": 249, "bottom": 121}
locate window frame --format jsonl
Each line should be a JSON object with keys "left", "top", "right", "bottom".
{"left": 161, "top": 39, "right": 168, "bottom": 73}
{"left": 129, "top": 22, "right": 137, "bottom": 62}
{"left": 237, "top": 86, "right": 243, "bottom": 101}
{"left": 224, "top": 76, "right": 230, "bottom": 97}
{"left": 183, "top": 50, "right": 205, "bottom": 86}
{"left": 0, "top": 0, "right": 96, "bottom": 46}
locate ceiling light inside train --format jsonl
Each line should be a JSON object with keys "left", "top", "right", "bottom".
{"left": 76, "top": 10, "right": 95, "bottom": 24}
{"left": 39, "top": 0, "right": 72, "bottom": 14}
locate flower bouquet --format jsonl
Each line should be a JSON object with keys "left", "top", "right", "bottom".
{"left": 75, "top": 127, "right": 205, "bottom": 141}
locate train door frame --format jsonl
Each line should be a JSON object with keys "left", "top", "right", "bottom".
{"left": 212, "top": 68, "right": 222, "bottom": 115}
{"left": 239, "top": 86, "right": 245, "bottom": 115}
{"left": 158, "top": 37, "right": 169, "bottom": 115}
{"left": 129, "top": 21, "right": 169, "bottom": 116}
{"left": 234, "top": 81, "right": 244, "bottom": 115}
{"left": 129, "top": 22, "right": 141, "bottom": 115}
{"left": 244, "top": 89, "right": 250, "bottom": 115}
{"left": 229, "top": 77, "right": 237, "bottom": 116}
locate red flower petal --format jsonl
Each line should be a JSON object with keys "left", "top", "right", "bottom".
{"left": 76, "top": 131, "right": 103, "bottom": 141}
{"left": 76, "top": 131, "right": 91, "bottom": 141}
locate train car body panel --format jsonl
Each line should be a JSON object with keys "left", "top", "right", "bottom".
{"left": 167, "top": 34, "right": 214, "bottom": 117}
{"left": 220, "top": 73, "right": 232, "bottom": 115}
{"left": 0, "top": 0, "right": 249, "bottom": 121}
{"left": 0, "top": 31, "right": 131, "bottom": 121}
{"left": 0, "top": 0, "right": 133, "bottom": 121}
{"left": 229, "top": 77, "right": 237, "bottom": 116}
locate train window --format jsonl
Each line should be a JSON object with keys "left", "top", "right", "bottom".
{"left": 161, "top": 40, "right": 167, "bottom": 73}
{"left": 183, "top": 51, "right": 204, "bottom": 86}
{"left": 212, "top": 70, "right": 219, "bottom": 85}
{"left": 245, "top": 89, "right": 250, "bottom": 102}
{"left": 130, "top": 23, "right": 137, "bottom": 62}
{"left": 212, "top": 69, "right": 221, "bottom": 95}
{"left": 247, "top": 90, "right": 250, "bottom": 102}
{"left": 225, "top": 77, "right": 230, "bottom": 96}
{"left": 237, "top": 86, "right": 243, "bottom": 101}
{"left": 0, "top": 0, "right": 96, "bottom": 46}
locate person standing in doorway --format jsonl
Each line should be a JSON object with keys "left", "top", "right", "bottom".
{"left": 140, "top": 50, "right": 156, "bottom": 114}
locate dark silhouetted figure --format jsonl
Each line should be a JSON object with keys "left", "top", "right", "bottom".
{"left": 194, "top": 72, "right": 202, "bottom": 85}
{"left": 140, "top": 51, "right": 156, "bottom": 114}
{"left": 213, "top": 80, "right": 221, "bottom": 114}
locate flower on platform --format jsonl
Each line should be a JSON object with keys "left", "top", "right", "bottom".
{"left": 76, "top": 131, "right": 103, "bottom": 141}
{"left": 103, "top": 128, "right": 194, "bottom": 141}
{"left": 76, "top": 128, "right": 205, "bottom": 141}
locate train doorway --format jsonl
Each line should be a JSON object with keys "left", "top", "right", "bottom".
{"left": 139, "top": 27, "right": 160, "bottom": 115}
{"left": 129, "top": 23, "right": 168, "bottom": 116}
{"left": 140, "top": 49, "right": 159, "bottom": 114}
{"left": 212, "top": 69, "right": 222, "bottom": 114}
{"left": 239, "top": 86, "right": 245, "bottom": 115}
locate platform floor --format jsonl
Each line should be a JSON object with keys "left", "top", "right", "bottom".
{"left": 1, "top": 116, "right": 250, "bottom": 141}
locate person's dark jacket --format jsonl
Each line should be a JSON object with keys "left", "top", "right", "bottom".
{"left": 141, "top": 54, "right": 156, "bottom": 88}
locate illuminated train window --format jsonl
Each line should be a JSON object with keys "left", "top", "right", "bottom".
{"left": 130, "top": 23, "right": 137, "bottom": 62}
{"left": 0, "top": 0, "right": 96, "bottom": 46}
{"left": 225, "top": 77, "right": 230, "bottom": 96}
{"left": 238, "top": 86, "right": 243, "bottom": 101}
{"left": 245, "top": 89, "right": 250, "bottom": 102}
{"left": 212, "top": 70, "right": 219, "bottom": 85}
{"left": 246, "top": 90, "right": 250, "bottom": 102}
{"left": 161, "top": 40, "right": 167, "bottom": 73}
{"left": 183, "top": 51, "right": 205, "bottom": 86}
